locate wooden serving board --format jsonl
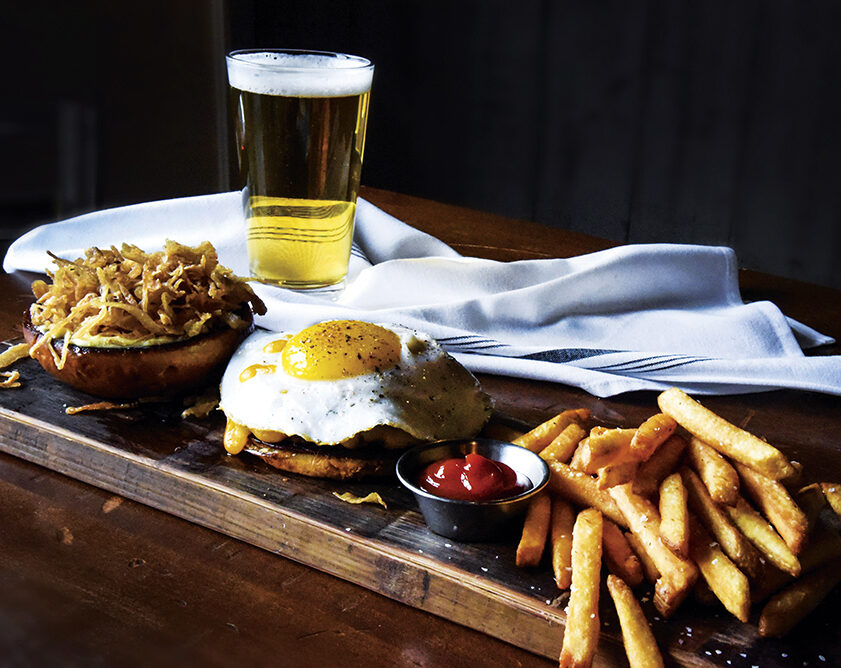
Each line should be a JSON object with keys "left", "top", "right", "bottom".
{"left": 1, "top": 350, "right": 840, "bottom": 666}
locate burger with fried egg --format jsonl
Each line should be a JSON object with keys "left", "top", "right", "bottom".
{"left": 219, "top": 320, "right": 493, "bottom": 480}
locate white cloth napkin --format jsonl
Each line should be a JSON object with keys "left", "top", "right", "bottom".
{"left": 5, "top": 191, "right": 840, "bottom": 398}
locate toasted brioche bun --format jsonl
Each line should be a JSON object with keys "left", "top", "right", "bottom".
{"left": 23, "top": 309, "right": 253, "bottom": 399}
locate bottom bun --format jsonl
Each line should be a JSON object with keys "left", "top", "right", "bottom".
{"left": 245, "top": 437, "right": 403, "bottom": 480}
{"left": 23, "top": 310, "right": 253, "bottom": 399}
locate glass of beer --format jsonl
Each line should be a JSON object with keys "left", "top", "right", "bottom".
{"left": 226, "top": 49, "right": 374, "bottom": 290}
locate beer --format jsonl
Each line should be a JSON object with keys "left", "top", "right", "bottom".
{"left": 226, "top": 50, "right": 373, "bottom": 288}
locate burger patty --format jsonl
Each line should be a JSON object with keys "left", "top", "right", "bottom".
{"left": 244, "top": 435, "right": 403, "bottom": 480}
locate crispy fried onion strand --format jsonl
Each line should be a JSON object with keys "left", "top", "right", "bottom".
{"left": 0, "top": 342, "right": 29, "bottom": 389}
{"left": 29, "top": 241, "right": 266, "bottom": 369}
{"left": 0, "top": 371, "right": 21, "bottom": 388}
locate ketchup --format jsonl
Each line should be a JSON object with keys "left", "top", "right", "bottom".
{"left": 419, "top": 452, "right": 530, "bottom": 502}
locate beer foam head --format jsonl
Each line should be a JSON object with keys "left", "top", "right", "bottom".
{"left": 227, "top": 50, "right": 373, "bottom": 97}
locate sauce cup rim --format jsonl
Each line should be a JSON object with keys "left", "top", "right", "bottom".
{"left": 396, "top": 437, "right": 550, "bottom": 507}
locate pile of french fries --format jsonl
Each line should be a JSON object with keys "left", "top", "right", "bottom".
{"left": 510, "top": 387, "right": 841, "bottom": 668}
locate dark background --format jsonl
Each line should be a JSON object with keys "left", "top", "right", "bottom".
{"left": 3, "top": 0, "right": 841, "bottom": 289}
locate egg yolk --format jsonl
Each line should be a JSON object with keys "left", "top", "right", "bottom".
{"left": 281, "top": 320, "right": 402, "bottom": 380}
{"left": 263, "top": 338, "right": 288, "bottom": 354}
{"left": 223, "top": 420, "right": 250, "bottom": 455}
{"left": 239, "top": 363, "right": 276, "bottom": 382}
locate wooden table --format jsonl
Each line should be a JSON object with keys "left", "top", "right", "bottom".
{"left": 1, "top": 186, "right": 840, "bottom": 667}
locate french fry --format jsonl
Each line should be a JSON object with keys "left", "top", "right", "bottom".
{"left": 737, "top": 463, "right": 808, "bottom": 555}
{"left": 569, "top": 438, "right": 588, "bottom": 470}
{"left": 797, "top": 483, "right": 828, "bottom": 530}
{"left": 602, "top": 518, "right": 644, "bottom": 587}
{"left": 582, "top": 422, "right": 666, "bottom": 487}
{"left": 632, "top": 434, "right": 688, "bottom": 498}
{"left": 513, "top": 408, "right": 590, "bottom": 453}
{"left": 606, "top": 575, "right": 665, "bottom": 668}
{"left": 515, "top": 492, "right": 551, "bottom": 567}
{"left": 538, "top": 389, "right": 838, "bottom": 646}
{"left": 689, "top": 517, "right": 751, "bottom": 623}
{"left": 819, "top": 482, "right": 841, "bottom": 518}
{"left": 559, "top": 508, "right": 602, "bottom": 668}
{"left": 538, "top": 423, "right": 587, "bottom": 464}
{"left": 759, "top": 557, "right": 841, "bottom": 638}
{"left": 681, "top": 467, "right": 762, "bottom": 579}
{"left": 609, "top": 484, "right": 698, "bottom": 617}
{"left": 795, "top": 522, "right": 841, "bottom": 573}
{"left": 724, "top": 496, "right": 801, "bottom": 577}
{"left": 589, "top": 426, "right": 636, "bottom": 450}
{"left": 574, "top": 427, "right": 633, "bottom": 473}
{"left": 580, "top": 427, "right": 636, "bottom": 471}
{"left": 658, "top": 472, "right": 689, "bottom": 557}
{"left": 782, "top": 460, "right": 804, "bottom": 488}
{"left": 595, "top": 460, "right": 638, "bottom": 490}
{"left": 547, "top": 461, "right": 628, "bottom": 528}
{"left": 657, "top": 387, "right": 795, "bottom": 480}
{"left": 550, "top": 496, "right": 575, "bottom": 589}
{"left": 687, "top": 436, "right": 739, "bottom": 506}
{"left": 752, "top": 522, "right": 841, "bottom": 602}
{"left": 625, "top": 530, "right": 660, "bottom": 584}
{"left": 629, "top": 413, "right": 676, "bottom": 462}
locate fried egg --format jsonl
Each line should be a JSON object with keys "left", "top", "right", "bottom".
{"left": 219, "top": 320, "right": 493, "bottom": 452}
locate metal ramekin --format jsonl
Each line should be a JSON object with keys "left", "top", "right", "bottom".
{"left": 396, "top": 438, "right": 550, "bottom": 542}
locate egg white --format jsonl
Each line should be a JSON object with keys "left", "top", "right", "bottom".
{"left": 219, "top": 324, "right": 492, "bottom": 447}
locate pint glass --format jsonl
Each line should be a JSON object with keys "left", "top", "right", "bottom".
{"left": 226, "top": 49, "right": 374, "bottom": 289}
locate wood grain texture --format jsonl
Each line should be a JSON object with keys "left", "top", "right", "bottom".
{"left": 4, "top": 351, "right": 841, "bottom": 666}
{"left": 0, "top": 450, "right": 557, "bottom": 668}
{"left": 2, "top": 188, "right": 841, "bottom": 666}
{"left": 0, "top": 357, "right": 587, "bottom": 663}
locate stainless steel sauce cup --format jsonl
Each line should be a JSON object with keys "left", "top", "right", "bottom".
{"left": 396, "top": 438, "right": 550, "bottom": 542}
